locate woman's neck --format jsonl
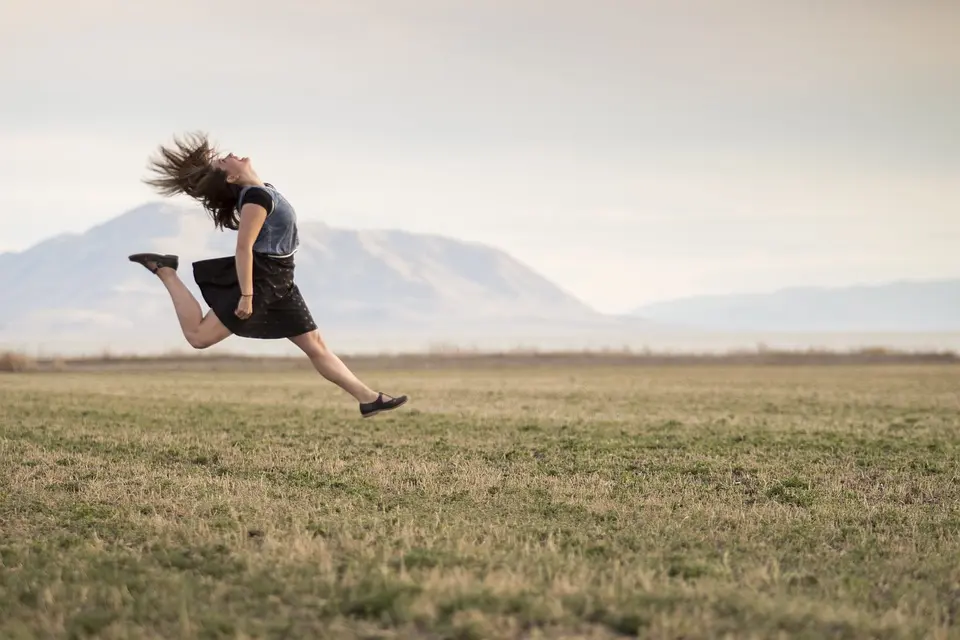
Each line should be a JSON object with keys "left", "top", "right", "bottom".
{"left": 237, "top": 171, "right": 266, "bottom": 187}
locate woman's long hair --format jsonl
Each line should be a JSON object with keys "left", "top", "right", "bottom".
{"left": 143, "top": 132, "right": 241, "bottom": 230}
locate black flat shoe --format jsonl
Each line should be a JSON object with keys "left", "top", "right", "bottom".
{"left": 360, "top": 392, "right": 408, "bottom": 418}
{"left": 129, "top": 253, "right": 179, "bottom": 273}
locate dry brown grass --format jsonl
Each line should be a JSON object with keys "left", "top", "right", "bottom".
{"left": 1, "top": 364, "right": 959, "bottom": 638}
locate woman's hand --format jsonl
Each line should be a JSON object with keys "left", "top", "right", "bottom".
{"left": 235, "top": 294, "right": 253, "bottom": 320}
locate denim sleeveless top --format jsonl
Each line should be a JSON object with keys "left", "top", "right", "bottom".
{"left": 236, "top": 183, "right": 299, "bottom": 257}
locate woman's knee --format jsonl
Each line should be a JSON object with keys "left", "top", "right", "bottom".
{"left": 186, "top": 314, "right": 230, "bottom": 350}
{"left": 185, "top": 329, "right": 218, "bottom": 350}
{"left": 186, "top": 334, "right": 212, "bottom": 350}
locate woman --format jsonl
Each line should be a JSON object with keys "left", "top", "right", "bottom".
{"left": 128, "top": 132, "right": 407, "bottom": 418}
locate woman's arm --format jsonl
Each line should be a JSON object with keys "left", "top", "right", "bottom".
{"left": 235, "top": 203, "right": 268, "bottom": 295}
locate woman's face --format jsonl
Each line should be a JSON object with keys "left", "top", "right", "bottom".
{"left": 215, "top": 152, "right": 253, "bottom": 183}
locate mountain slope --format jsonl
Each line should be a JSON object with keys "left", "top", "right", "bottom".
{"left": 0, "top": 202, "right": 606, "bottom": 351}
{"left": 631, "top": 281, "right": 960, "bottom": 332}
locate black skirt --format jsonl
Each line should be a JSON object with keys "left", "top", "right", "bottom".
{"left": 192, "top": 253, "right": 318, "bottom": 339}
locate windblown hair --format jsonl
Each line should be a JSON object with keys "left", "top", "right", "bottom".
{"left": 143, "top": 132, "right": 240, "bottom": 230}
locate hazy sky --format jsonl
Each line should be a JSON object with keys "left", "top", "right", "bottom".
{"left": 2, "top": 0, "right": 958, "bottom": 313}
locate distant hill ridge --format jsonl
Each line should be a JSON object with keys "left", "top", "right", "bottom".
{"left": 2, "top": 201, "right": 955, "bottom": 355}
{"left": 0, "top": 201, "right": 643, "bottom": 354}
{"left": 631, "top": 280, "right": 960, "bottom": 331}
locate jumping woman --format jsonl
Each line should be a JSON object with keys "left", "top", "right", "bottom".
{"left": 128, "top": 132, "right": 408, "bottom": 418}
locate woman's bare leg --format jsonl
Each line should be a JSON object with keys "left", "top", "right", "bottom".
{"left": 152, "top": 265, "right": 232, "bottom": 349}
{"left": 288, "top": 330, "right": 379, "bottom": 403}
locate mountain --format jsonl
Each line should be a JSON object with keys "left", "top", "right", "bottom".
{"left": 0, "top": 202, "right": 650, "bottom": 355}
{"left": 9, "top": 202, "right": 953, "bottom": 357}
{"left": 631, "top": 281, "right": 960, "bottom": 332}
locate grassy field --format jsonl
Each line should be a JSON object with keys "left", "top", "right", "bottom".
{"left": 1, "top": 362, "right": 959, "bottom": 639}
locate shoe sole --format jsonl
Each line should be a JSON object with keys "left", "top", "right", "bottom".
{"left": 361, "top": 396, "right": 408, "bottom": 418}
{"left": 128, "top": 254, "right": 179, "bottom": 271}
